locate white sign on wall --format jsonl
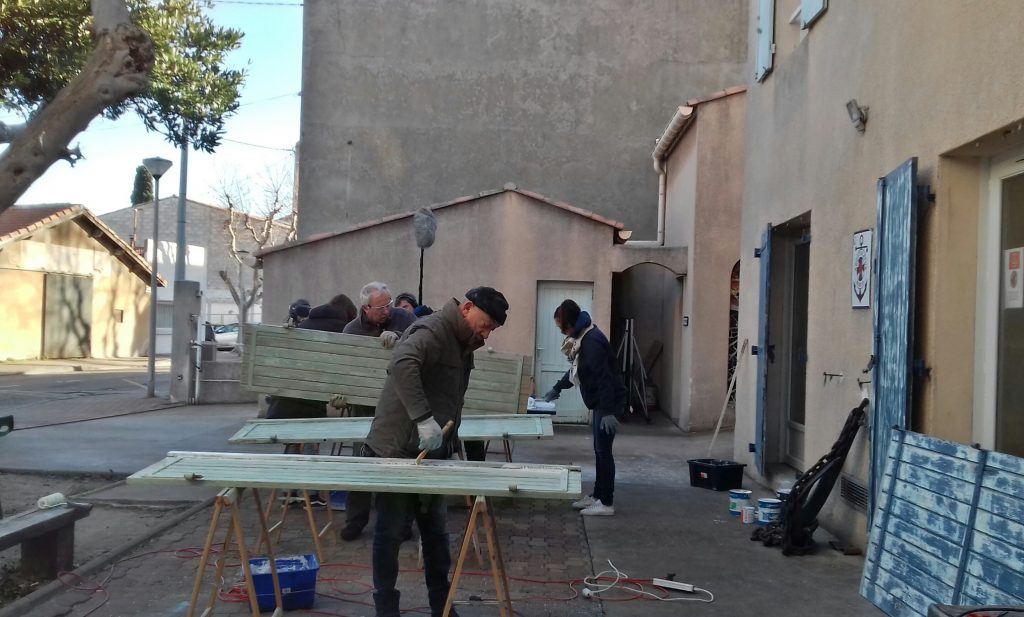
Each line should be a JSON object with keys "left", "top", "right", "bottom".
{"left": 852, "top": 229, "right": 873, "bottom": 309}
{"left": 1004, "top": 247, "right": 1023, "bottom": 309}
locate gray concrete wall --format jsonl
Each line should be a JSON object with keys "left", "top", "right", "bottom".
{"left": 299, "top": 0, "right": 748, "bottom": 239}
{"left": 101, "top": 198, "right": 289, "bottom": 324}
{"left": 733, "top": 0, "right": 1024, "bottom": 546}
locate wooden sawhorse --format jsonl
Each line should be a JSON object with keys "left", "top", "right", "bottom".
{"left": 188, "top": 488, "right": 282, "bottom": 617}
{"left": 444, "top": 495, "right": 513, "bottom": 617}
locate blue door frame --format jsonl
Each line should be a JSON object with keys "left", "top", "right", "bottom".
{"left": 754, "top": 223, "right": 773, "bottom": 474}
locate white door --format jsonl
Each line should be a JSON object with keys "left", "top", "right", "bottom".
{"left": 536, "top": 281, "right": 594, "bottom": 424}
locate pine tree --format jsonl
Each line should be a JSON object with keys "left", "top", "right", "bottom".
{"left": 131, "top": 165, "right": 154, "bottom": 205}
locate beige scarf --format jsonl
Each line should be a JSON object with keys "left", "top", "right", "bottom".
{"left": 560, "top": 324, "right": 595, "bottom": 386}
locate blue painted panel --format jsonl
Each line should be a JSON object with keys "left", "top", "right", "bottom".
{"left": 755, "top": 223, "right": 772, "bottom": 474}
{"left": 872, "top": 158, "right": 919, "bottom": 512}
{"left": 902, "top": 443, "right": 979, "bottom": 482}
{"left": 862, "top": 429, "right": 1024, "bottom": 616}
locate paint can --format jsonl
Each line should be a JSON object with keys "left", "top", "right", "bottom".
{"left": 741, "top": 506, "right": 755, "bottom": 524}
{"left": 757, "top": 498, "right": 782, "bottom": 526}
{"left": 776, "top": 488, "right": 793, "bottom": 502}
{"left": 728, "top": 489, "right": 752, "bottom": 516}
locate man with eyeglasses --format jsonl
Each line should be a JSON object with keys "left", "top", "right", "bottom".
{"left": 364, "top": 286, "right": 508, "bottom": 617}
{"left": 340, "top": 281, "right": 417, "bottom": 540}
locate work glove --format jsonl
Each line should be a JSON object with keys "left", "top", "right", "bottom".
{"left": 380, "top": 330, "right": 400, "bottom": 348}
{"left": 417, "top": 417, "right": 444, "bottom": 451}
{"left": 600, "top": 415, "right": 620, "bottom": 435}
{"left": 542, "top": 388, "right": 560, "bottom": 403}
{"left": 328, "top": 394, "right": 347, "bottom": 410}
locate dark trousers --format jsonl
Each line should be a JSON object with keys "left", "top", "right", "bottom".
{"left": 345, "top": 404, "right": 376, "bottom": 531}
{"left": 592, "top": 415, "right": 616, "bottom": 506}
{"left": 372, "top": 491, "right": 451, "bottom": 617}
{"left": 463, "top": 439, "right": 486, "bottom": 461}
{"left": 345, "top": 443, "right": 375, "bottom": 531}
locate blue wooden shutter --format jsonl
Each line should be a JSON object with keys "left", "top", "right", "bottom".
{"left": 871, "top": 158, "right": 919, "bottom": 510}
{"left": 755, "top": 0, "right": 775, "bottom": 82}
{"left": 755, "top": 224, "right": 773, "bottom": 474}
{"left": 801, "top": 0, "right": 827, "bottom": 28}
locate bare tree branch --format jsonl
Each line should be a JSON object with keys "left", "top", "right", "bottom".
{"left": 0, "top": 0, "right": 154, "bottom": 213}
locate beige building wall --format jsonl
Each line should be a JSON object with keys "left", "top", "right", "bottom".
{"left": 0, "top": 219, "right": 150, "bottom": 360}
{"left": 262, "top": 190, "right": 685, "bottom": 375}
{"left": 0, "top": 269, "right": 45, "bottom": 360}
{"left": 628, "top": 92, "right": 745, "bottom": 430}
{"left": 733, "top": 0, "right": 1024, "bottom": 546}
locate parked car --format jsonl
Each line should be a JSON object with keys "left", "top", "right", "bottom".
{"left": 213, "top": 323, "right": 240, "bottom": 350}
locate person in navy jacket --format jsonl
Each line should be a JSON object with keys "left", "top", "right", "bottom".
{"left": 542, "top": 299, "right": 627, "bottom": 516}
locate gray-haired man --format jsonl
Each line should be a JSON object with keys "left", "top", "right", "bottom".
{"left": 340, "top": 281, "right": 417, "bottom": 540}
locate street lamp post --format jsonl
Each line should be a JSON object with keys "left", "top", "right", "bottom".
{"left": 142, "top": 156, "right": 173, "bottom": 398}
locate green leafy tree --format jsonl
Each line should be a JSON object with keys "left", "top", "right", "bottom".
{"left": 0, "top": 0, "right": 246, "bottom": 212}
{"left": 131, "top": 165, "right": 154, "bottom": 205}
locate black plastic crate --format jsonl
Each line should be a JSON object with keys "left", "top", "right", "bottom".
{"left": 687, "top": 458, "right": 746, "bottom": 491}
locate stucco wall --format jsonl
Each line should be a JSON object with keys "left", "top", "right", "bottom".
{"left": 688, "top": 95, "right": 746, "bottom": 430}
{"left": 0, "top": 269, "right": 44, "bottom": 360}
{"left": 263, "top": 193, "right": 625, "bottom": 357}
{"left": 299, "top": 0, "right": 748, "bottom": 239}
{"left": 101, "top": 198, "right": 289, "bottom": 322}
{"left": 733, "top": 0, "right": 1024, "bottom": 545}
{"left": 0, "top": 220, "right": 150, "bottom": 360}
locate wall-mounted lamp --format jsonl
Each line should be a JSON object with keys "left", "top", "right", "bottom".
{"left": 846, "top": 99, "right": 869, "bottom": 134}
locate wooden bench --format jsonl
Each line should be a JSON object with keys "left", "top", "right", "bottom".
{"left": 240, "top": 324, "right": 534, "bottom": 416}
{"left": 0, "top": 503, "right": 93, "bottom": 579}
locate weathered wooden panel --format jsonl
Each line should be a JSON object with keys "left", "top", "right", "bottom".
{"left": 228, "top": 414, "right": 554, "bottom": 445}
{"left": 754, "top": 223, "right": 772, "bottom": 475}
{"left": 862, "top": 429, "right": 1024, "bottom": 616}
{"left": 128, "top": 451, "right": 581, "bottom": 499}
{"left": 871, "top": 158, "right": 919, "bottom": 510}
{"left": 240, "top": 324, "right": 531, "bottom": 415}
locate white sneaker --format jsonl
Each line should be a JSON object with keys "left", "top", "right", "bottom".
{"left": 571, "top": 495, "right": 597, "bottom": 510}
{"left": 580, "top": 501, "right": 615, "bottom": 516}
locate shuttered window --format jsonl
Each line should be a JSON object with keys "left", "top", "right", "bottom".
{"left": 801, "top": 0, "right": 827, "bottom": 28}
{"left": 755, "top": 0, "right": 775, "bottom": 82}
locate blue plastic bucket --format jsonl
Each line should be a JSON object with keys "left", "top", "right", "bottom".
{"left": 728, "top": 489, "right": 752, "bottom": 516}
{"left": 757, "top": 498, "right": 782, "bottom": 526}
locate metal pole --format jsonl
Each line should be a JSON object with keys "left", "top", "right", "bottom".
{"left": 174, "top": 144, "right": 189, "bottom": 281}
{"left": 147, "top": 179, "right": 160, "bottom": 397}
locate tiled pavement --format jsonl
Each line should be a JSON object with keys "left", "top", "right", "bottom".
{"left": 25, "top": 495, "right": 600, "bottom": 617}
{"left": 6, "top": 404, "right": 881, "bottom": 617}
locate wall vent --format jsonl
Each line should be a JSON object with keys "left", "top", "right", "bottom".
{"left": 840, "top": 474, "right": 868, "bottom": 513}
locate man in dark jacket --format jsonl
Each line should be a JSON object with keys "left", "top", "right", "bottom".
{"left": 265, "top": 294, "right": 356, "bottom": 421}
{"left": 265, "top": 293, "right": 357, "bottom": 506}
{"left": 364, "top": 287, "right": 508, "bottom": 617}
{"left": 339, "top": 282, "right": 418, "bottom": 540}
{"left": 542, "top": 300, "right": 626, "bottom": 516}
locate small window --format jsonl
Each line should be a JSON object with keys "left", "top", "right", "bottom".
{"left": 113, "top": 308, "right": 124, "bottom": 323}
{"left": 156, "top": 302, "right": 174, "bottom": 329}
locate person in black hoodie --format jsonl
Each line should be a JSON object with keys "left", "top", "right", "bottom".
{"left": 542, "top": 299, "right": 626, "bottom": 516}
{"left": 266, "top": 294, "right": 358, "bottom": 505}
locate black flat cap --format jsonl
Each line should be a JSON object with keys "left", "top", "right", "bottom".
{"left": 466, "top": 287, "right": 508, "bottom": 326}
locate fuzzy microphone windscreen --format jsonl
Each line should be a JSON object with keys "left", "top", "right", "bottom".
{"left": 413, "top": 208, "right": 437, "bottom": 249}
